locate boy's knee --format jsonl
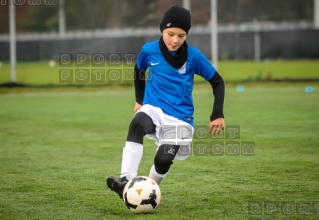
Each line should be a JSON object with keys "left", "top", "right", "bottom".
{"left": 154, "top": 144, "right": 179, "bottom": 174}
{"left": 126, "top": 112, "right": 155, "bottom": 144}
{"left": 129, "top": 112, "right": 144, "bottom": 129}
{"left": 129, "top": 112, "right": 155, "bottom": 133}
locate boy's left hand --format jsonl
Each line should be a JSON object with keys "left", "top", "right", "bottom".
{"left": 209, "top": 118, "right": 225, "bottom": 136}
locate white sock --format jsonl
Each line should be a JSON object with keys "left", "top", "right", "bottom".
{"left": 148, "top": 164, "right": 169, "bottom": 186}
{"left": 120, "top": 141, "right": 143, "bottom": 180}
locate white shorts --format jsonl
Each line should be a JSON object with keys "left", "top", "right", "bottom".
{"left": 136, "top": 104, "right": 194, "bottom": 160}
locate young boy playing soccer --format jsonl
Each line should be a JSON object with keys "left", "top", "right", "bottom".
{"left": 107, "top": 5, "right": 225, "bottom": 198}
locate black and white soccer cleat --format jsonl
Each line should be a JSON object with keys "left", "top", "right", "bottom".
{"left": 106, "top": 176, "right": 128, "bottom": 199}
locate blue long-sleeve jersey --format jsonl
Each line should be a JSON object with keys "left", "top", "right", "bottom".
{"left": 136, "top": 40, "right": 217, "bottom": 126}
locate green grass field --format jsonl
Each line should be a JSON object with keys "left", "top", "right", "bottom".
{"left": 0, "top": 60, "right": 318, "bottom": 85}
{"left": 1, "top": 85, "right": 318, "bottom": 219}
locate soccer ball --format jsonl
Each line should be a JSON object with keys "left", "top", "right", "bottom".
{"left": 122, "top": 176, "right": 161, "bottom": 214}
{"left": 48, "top": 60, "right": 56, "bottom": 67}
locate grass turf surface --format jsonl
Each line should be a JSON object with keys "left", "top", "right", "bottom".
{"left": 0, "top": 60, "right": 318, "bottom": 85}
{"left": 0, "top": 85, "right": 319, "bottom": 219}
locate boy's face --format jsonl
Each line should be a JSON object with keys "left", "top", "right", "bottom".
{"left": 162, "top": 28, "right": 187, "bottom": 51}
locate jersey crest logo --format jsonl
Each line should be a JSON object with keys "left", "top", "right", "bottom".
{"left": 178, "top": 62, "right": 186, "bottom": 74}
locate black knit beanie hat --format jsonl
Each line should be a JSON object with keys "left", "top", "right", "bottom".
{"left": 159, "top": 5, "right": 192, "bottom": 34}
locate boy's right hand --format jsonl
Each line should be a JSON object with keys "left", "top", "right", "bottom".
{"left": 134, "top": 102, "right": 142, "bottom": 113}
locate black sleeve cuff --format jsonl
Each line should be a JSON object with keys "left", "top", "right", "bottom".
{"left": 208, "top": 71, "right": 225, "bottom": 121}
